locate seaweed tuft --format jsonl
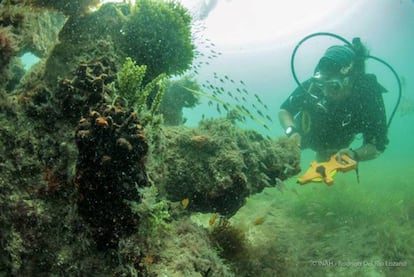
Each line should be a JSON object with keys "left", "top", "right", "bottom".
{"left": 209, "top": 217, "right": 249, "bottom": 263}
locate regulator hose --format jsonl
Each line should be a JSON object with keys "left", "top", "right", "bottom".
{"left": 290, "top": 32, "right": 402, "bottom": 129}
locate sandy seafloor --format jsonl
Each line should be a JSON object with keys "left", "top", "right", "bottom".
{"left": 191, "top": 113, "right": 414, "bottom": 276}
{"left": 194, "top": 165, "right": 414, "bottom": 275}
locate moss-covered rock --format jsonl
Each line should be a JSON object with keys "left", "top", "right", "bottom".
{"left": 0, "top": 27, "right": 16, "bottom": 85}
{"left": 0, "top": 3, "right": 65, "bottom": 58}
{"left": 75, "top": 105, "right": 149, "bottom": 249}
{"left": 160, "top": 75, "right": 201, "bottom": 125}
{"left": 44, "top": 1, "right": 193, "bottom": 86}
{"left": 30, "top": 0, "right": 101, "bottom": 17}
{"left": 121, "top": 0, "right": 194, "bottom": 79}
{"left": 156, "top": 118, "right": 301, "bottom": 216}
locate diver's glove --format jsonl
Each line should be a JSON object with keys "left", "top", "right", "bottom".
{"left": 336, "top": 148, "right": 359, "bottom": 164}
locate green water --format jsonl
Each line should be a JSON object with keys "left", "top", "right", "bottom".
{"left": 183, "top": 0, "right": 414, "bottom": 275}
{"left": 15, "top": 0, "right": 414, "bottom": 275}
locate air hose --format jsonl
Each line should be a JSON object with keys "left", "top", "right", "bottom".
{"left": 290, "top": 32, "right": 402, "bottom": 129}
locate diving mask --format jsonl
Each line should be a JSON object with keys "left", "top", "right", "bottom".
{"left": 312, "top": 71, "right": 346, "bottom": 91}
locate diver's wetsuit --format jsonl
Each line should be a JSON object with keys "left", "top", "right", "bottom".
{"left": 280, "top": 74, "right": 389, "bottom": 154}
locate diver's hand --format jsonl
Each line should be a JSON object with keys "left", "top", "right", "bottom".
{"left": 336, "top": 148, "right": 357, "bottom": 163}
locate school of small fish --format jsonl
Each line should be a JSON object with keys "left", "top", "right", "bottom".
{"left": 188, "top": 20, "right": 274, "bottom": 134}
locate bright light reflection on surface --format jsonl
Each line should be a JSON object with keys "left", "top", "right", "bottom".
{"left": 100, "top": 0, "right": 360, "bottom": 49}
{"left": 200, "top": 0, "right": 357, "bottom": 48}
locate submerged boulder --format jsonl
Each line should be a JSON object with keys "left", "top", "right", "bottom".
{"left": 74, "top": 105, "right": 149, "bottom": 249}
{"left": 156, "top": 118, "right": 301, "bottom": 216}
{"left": 44, "top": 1, "right": 193, "bottom": 86}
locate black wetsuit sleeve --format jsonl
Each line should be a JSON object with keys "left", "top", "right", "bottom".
{"left": 280, "top": 79, "right": 313, "bottom": 116}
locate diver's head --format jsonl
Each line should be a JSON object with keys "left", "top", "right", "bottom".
{"left": 313, "top": 45, "right": 356, "bottom": 101}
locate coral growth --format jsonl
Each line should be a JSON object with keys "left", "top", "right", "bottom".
{"left": 0, "top": 1, "right": 64, "bottom": 90}
{"left": 156, "top": 118, "right": 301, "bottom": 216}
{"left": 1, "top": 1, "right": 238, "bottom": 276}
{"left": 0, "top": 4, "right": 25, "bottom": 30}
{"left": 1, "top": 2, "right": 65, "bottom": 58}
{"left": 75, "top": 105, "right": 149, "bottom": 249}
{"left": 0, "top": 27, "right": 16, "bottom": 82}
{"left": 44, "top": 1, "right": 193, "bottom": 85}
{"left": 160, "top": 75, "right": 201, "bottom": 125}
{"left": 112, "top": 214, "right": 235, "bottom": 276}
{"left": 30, "top": 0, "right": 101, "bottom": 16}
{"left": 17, "top": 57, "right": 117, "bottom": 127}
{"left": 57, "top": 58, "right": 117, "bottom": 122}
{"left": 0, "top": 27, "right": 16, "bottom": 64}
{"left": 121, "top": 0, "right": 194, "bottom": 79}
{"left": 209, "top": 217, "right": 249, "bottom": 262}
{"left": 0, "top": 88, "right": 75, "bottom": 275}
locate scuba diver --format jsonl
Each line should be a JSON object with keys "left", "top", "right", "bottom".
{"left": 279, "top": 37, "right": 390, "bottom": 162}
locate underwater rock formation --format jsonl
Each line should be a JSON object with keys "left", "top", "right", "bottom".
{"left": 0, "top": 2, "right": 64, "bottom": 91}
{"left": 0, "top": 88, "right": 73, "bottom": 275}
{"left": 121, "top": 0, "right": 194, "bottom": 79}
{"left": 146, "top": 217, "right": 234, "bottom": 276}
{"left": 1, "top": 1, "right": 306, "bottom": 276}
{"left": 0, "top": 3, "right": 64, "bottom": 58}
{"left": 0, "top": 0, "right": 246, "bottom": 275}
{"left": 160, "top": 75, "right": 201, "bottom": 125}
{"left": 17, "top": 57, "right": 117, "bottom": 128}
{"left": 74, "top": 105, "right": 149, "bottom": 249}
{"left": 56, "top": 58, "right": 117, "bottom": 123}
{"left": 44, "top": 1, "right": 193, "bottom": 86}
{"left": 30, "top": 0, "right": 101, "bottom": 16}
{"left": 157, "top": 118, "right": 301, "bottom": 216}
{"left": 0, "top": 27, "right": 16, "bottom": 77}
